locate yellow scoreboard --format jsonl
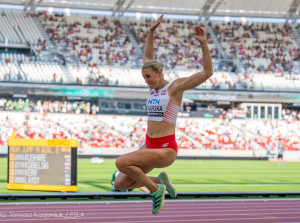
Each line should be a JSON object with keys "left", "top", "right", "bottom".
{"left": 7, "top": 139, "right": 78, "bottom": 192}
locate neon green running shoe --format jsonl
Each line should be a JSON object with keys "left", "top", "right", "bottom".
{"left": 150, "top": 184, "right": 166, "bottom": 215}
{"left": 158, "top": 171, "right": 177, "bottom": 198}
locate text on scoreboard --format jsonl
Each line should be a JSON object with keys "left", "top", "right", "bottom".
{"left": 7, "top": 139, "right": 77, "bottom": 192}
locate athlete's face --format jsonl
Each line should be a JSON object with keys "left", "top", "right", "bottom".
{"left": 142, "top": 68, "right": 162, "bottom": 89}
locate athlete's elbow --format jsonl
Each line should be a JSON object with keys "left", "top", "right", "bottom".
{"left": 205, "top": 70, "right": 213, "bottom": 78}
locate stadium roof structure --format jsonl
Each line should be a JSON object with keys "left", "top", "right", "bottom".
{"left": 1, "top": 0, "right": 300, "bottom": 21}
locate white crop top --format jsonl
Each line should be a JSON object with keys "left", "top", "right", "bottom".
{"left": 146, "top": 81, "right": 180, "bottom": 125}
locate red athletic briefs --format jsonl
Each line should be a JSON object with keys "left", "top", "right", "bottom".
{"left": 145, "top": 134, "right": 178, "bottom": 153}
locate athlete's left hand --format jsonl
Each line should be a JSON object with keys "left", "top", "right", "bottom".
{"left": 194, "top": 26, "right": 207, "bottom": 44}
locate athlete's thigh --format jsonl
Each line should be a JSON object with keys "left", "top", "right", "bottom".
{"left": 116, "top": 147, "right": 176, "bottom": 169}
{"left": 115, "top": 146, "right": 176, "bottom": 187}
{"left": 115, "top": 165, "right": 154, "bottom": 187}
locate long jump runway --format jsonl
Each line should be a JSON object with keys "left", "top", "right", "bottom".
{"left": 0, "top": 199, "right": 300, "bottom": 223}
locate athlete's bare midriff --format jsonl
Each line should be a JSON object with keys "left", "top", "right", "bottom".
{"left": 147, "top": 121, "right": 175, "bottom": 138}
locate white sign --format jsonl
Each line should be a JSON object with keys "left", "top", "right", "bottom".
{"left": 198, "top": 94, "right": 237, "bottom": 101}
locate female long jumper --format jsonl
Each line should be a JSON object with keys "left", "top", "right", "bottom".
{"left": 115, "top": 15, "right": 213, "bottom": 215}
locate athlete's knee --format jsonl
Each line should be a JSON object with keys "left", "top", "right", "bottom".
{"left": 115, "top": 156, "right": 128, "bottom": 172}
{"left": 113, "top": 174, "right": 133, "bottom": 191}
{"left": 113, "top": 178, "right": 124, "bottom": 191}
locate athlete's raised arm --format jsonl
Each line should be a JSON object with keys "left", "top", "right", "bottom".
{"left": 171, "top": 26, "right": 213, "bottom": 92}
{"left": 144, "top": 15, "right": 163, "bottom": 63}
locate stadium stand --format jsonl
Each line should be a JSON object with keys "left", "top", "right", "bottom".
{"left": 0, "top": 11, "right": 43, "bottom": 45}
{"left": 0, "top": 98, "right": 298, "bottom": 156}
{"left": 0, "top": 9, "right": 299, "bottom": 159}
{"left": 213, "top": 22, "right": 297, "bottom": 73}
{"left": 0, "top": 11, "right": 299, "bottom": 92}
{"left": 39, "top": 13, "right": 134, "bottom": 66}
{"left": 239, "top": 72, "right": 300, "bottom": 91}
{"left": 127, "top": 18, "right": 218, "bottom": 68}
{"left": 20, "top": 62, "right": 66, "bottom": 83}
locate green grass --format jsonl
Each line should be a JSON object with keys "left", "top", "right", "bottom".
{"left": 1, "top": 158, "right": 300, "bottom": 193}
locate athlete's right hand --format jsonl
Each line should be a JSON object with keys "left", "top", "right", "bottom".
{"left": 150, "top": 15, "right": 163, "bottom": 32}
